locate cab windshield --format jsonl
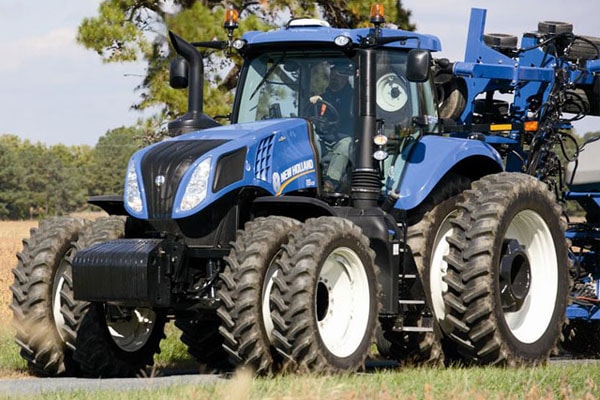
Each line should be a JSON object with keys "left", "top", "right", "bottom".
{"left": 234, "top": 50, "right": 429, "bottom": 136}
{"left": 236, "top": 52, "right": 354, "bottom": 130}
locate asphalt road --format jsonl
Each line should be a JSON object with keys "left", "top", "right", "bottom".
{"left": 0, "top": 372, "right": 223, "bottom": 397}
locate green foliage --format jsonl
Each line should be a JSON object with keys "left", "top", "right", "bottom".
{"left": 5, "top": 363, "right": 600, "bottom": 398}
{"left": 0, "top": 329, "right": 27, "bottom": 374}
{"left": 76, "top": 0, "right": 416, "bottom": 142}
{"left": 0, "top": 135, "right": 92, "bottom": 219}
{"left": 154, "top": 322, "right": 195, "bottom": 369}
{"left": 77, "top": 0, "right": 156, "bottom": 63}
{"left": 0, "top": 128, "right": 143, "bottom": 220}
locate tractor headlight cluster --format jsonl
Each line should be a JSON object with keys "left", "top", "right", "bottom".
{"left": 177, "top": 157, "right": 212, "bottom": 213}
{"left": 124, "top": 160, "right": 144, "bottom": 214}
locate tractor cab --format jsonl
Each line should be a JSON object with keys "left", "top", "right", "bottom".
{"left": 232, "top": 45, "right": 438, "bottom": 201}
{"left": 234, "top": 24, "right": 439, "bottom": 204}
{"left": 170, "top": 6, "right": 441, "bottom": 207}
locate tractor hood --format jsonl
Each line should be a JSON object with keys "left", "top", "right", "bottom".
{"left": 124, "top": 118, "right": 318, "bottom": 219}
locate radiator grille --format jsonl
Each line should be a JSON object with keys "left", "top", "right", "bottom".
{"left": 141, "top": 139, "right": 227, "bottom": 218}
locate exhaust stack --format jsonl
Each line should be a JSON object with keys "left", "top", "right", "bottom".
{"left": 167, "top": 32, "right": 219, "bottom": 136}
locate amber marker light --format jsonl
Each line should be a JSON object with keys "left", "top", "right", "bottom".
{"left": 370, "top": 4, "right": 385, "bottom": 25}
{"left": 224, "top": 7, "right": 239, "bottom": 30}
{"left": 524, "top": 121, "right": 539, "bottom": 131}
{"left": 490, "top": 124, "right": 512, "bottom": 131}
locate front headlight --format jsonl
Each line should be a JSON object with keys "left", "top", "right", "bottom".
{"left": 124, "top": 160, "right": 143, "bottom": 213}
{"left": 178, "top": 157, "right": 212, "bottom": 212}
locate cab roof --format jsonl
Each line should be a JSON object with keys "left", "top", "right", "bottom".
{"left": 241, "top": 22, "right": 441, "bottom": 52}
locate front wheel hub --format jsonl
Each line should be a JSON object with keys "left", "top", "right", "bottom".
{"left": 499, "top": 239, "right": 531, "bottom": 312}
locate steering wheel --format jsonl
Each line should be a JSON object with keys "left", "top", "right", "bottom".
{"left": 303, "top": 98, "right": 340, "bottom": 139}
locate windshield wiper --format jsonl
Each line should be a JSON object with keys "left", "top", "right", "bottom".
{"left": 249, "top": 55, "right": 286, "bottom": 100}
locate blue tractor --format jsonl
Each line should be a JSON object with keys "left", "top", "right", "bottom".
{"left": 10, "top": 6, "right": 599, "bottom": 377}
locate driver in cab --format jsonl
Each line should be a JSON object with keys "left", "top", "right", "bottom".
{"left": 309, "top": 61, "right": 354, "bottom": 192}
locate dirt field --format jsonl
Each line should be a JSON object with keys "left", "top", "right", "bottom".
{"left": 0, "top": 220, "right": 37, "bottom": 324}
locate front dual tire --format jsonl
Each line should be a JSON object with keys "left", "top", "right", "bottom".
{"left": 216, "top": 216, "right": 301, "bottom": 375}
{"left": 270, "top": 217, "right": 381, "bottom": 373}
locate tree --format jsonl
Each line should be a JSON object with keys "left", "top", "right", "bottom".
{"left": 0, "top": 134, "right": 93, "bottom": 219}
{"left": 0, "top": 135, "right": 28, "bottom": 219}
{"left": 88, "top": 126, "right": 143, "bottom": 196}
{"left": 77, "top": 0, "right": 415, "bottom": 139}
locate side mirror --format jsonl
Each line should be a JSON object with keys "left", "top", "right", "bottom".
{"left": 169, "top": 57, "right": 189, "bottom": 89}
{"left": 406, "top": 49, "right": 431, "bottom": 82}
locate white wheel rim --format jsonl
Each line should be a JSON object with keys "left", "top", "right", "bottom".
{"left": 316, "top": 247, "right": 370, "bottom": 358}
{"left": 502, "top": 210, "right": 558, "bottom": 344}
{"left": 376, "top": 73, "right": 408, "bottom": 112}
{"left": 51, "top": 258, "right": 70, "bottom": 342}
{"left": 106, "top": 307, "right": 156, "bottom": 352}
{"left": 262, "top": 258, "right": 280, "bottom": 342}
{"left": 430, "top": 212, "right": 455, "bottom": 333}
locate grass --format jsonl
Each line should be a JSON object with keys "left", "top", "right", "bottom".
{"left": 154, "top": 322, "right": 199, "bottom": 371}
{"left": 1, "top": 218, "right": 600, "bottom": 399}
{"left": 6, "top": 364, "right": 600, "bottom": 399}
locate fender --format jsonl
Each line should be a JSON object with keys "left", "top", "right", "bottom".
{"left": 391, "top": 135, "right": 504, "bottom": 210}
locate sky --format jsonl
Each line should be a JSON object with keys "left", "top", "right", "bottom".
{"left": 1, "top": 1, "right": 600, "bottom": 147}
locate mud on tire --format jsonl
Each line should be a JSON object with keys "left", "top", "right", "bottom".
{"left": 443, "top": 173, "right": 569, "bottom": 365}
{"left": 10, "top": 217, "right": 88, "bottom": 376}
{"left": 271, "top": 217, "right": 381, "bottom": 373}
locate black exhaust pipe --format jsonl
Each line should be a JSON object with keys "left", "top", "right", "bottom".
{"left": 167, "top": 31, "right": 219, "bottom": 136}
{"left": 352, "top": 49, "right": 380, "bottom": 209}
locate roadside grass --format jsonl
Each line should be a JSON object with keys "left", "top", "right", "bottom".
{"left": 4, "top": 309, "right": 598, "bottom": 399}
{"left": 8, "top": 363, "right": 600, "bottom": 399}
{"left": 0, "top": 328, "right": 28, "bottom": 378}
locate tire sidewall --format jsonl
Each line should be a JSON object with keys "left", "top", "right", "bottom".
{"left": 254, "top": 234, "right": 289, "bottom": 346}
{"left": 420, "top": 194, "right": 461, "bottom": 327}
{"left": 490, "top": 187, "right": 568, "bottom": 359}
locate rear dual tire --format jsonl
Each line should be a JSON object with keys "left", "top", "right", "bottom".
{"left": 443, "top": 173, "right": 569, "bottom": 364}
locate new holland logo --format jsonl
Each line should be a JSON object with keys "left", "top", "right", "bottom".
{"left": 155, "top": 175, "right": 166, "bottom": 187}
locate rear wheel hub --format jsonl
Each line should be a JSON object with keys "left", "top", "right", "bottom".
{"left": 499, "top": 239, "right": 531, "bottom": 312}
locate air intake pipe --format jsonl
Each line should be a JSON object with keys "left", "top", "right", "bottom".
{"left": 167, "top": 31, "right": 219, "bottom": 136}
